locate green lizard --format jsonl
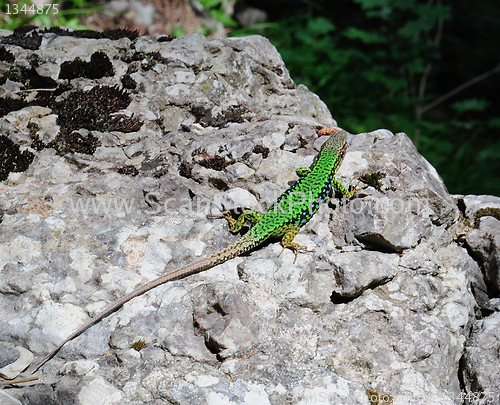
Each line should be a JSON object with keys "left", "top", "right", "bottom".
{"left": 32, "top": 127, "right": 355, "bottom": 373}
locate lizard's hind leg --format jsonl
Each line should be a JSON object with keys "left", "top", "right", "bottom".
{"left": 275, "top": 224, "right": 311, "bottom": 263}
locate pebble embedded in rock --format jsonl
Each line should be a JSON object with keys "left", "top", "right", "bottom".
{"left": 0, "top": 343, "right": 33, "bottom": 380}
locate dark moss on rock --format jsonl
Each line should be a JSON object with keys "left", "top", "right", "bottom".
{"left": 198, "top": 155, "right": 232, "bottom": 171}
{"left": 0, "top": 46, "right": 14, "bottom": 63}
{"left": 179, "top": 161, "right": 193, "bottom": 178}
{"left": 47, "top": 85, "right": 142, "bottom": 156}
{"left": 195, "top": 105, "right": 248, "bottom": 128}
{"left": 5, "top": 65, "right": 57, "bottom": 90}
{"left": 118, "top": 165, "right": 139, "bottom": 176}
{"left": 157, "top": 35, "right": 175, "bottom": 42}
{"left": 121, "top": 73, "right": 137, "bottom": 90}
{"left": 55, "top": 86, "right": 132, "bottom": 133}
{"left": 476, "top": 207, "right": 500, "bottom": 222}
{"left": 41, "top": 27, "right": 139, "bottom": 40}
{"left": 120, "top": 51, "right": 162, "bottom": 70}
{"left": 49, "top": 131, "right": 100, "bottom": 155}
{"left": 0, "top": 98, "right": 28, "bottom": 118}
{"left": 0, "top": 26, "right": 42, "bottom": 50}
{"left": 59, "top": 52, "right": 114, "bottom": 80}
{"left": 0, "top": 135, "right": 34, "bottom": 181}
{"left": 0, "top": 27, "right": 138, "bottom": 54}
{"left": 28, "top": 123, "right": 46, "bottom": 151}
{"left": 359, "top": 171, "right": 386, "bottom": 192}
{"left": 252, "top": 144, "right": 270, "bottom": 159}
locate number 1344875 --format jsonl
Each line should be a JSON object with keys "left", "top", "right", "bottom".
{"left": 5, "top": 3, "right": 59, "bottom": 14}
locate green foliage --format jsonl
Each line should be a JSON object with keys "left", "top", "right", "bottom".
{"left": 171, "top": 26, "right": 186, "bottom": 38}
{"left": 452, "top": 99, "right": 490, "bottom": 114}
{"left": 173, "top": 0, "right": 237, "bottom": 38}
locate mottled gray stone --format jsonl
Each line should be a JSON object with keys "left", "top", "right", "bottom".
{"left": 466, "top": 216, "right": 500, "bottom": 297}
{"left": 461, "top": 312, "right": 500, "bottom": 405}
{"left": 460, "top": 194, "right": 500, "bottom": 220}
{"left": 0, "top": 390, "right": 22, "bottom": 405}
{"left": 0, "top": 343, "right": 19, "bottom": 369}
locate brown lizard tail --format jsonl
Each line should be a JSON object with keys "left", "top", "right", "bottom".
{"left": 31, "top": 230, "right": 262, "bottom": 373}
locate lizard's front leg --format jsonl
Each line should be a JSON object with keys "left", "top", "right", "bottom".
{"left": 296, "top": 167, "right": 311, "bottom": 177}
{"left": 333, "top": 178, "right": 358, "bottom": 199}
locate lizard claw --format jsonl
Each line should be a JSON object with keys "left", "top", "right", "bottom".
{"left": 207, "top": 204, "right": 229, "bottom": 219}
{"left": 348, "top": 179, "right": 361, "bottom": 198}
{"left": 279, "top": 242, "right": 312, "bottom": 263}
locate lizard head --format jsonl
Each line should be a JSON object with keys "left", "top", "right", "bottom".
{"left": 318, "top": 128, "right": 348, "bottom": 158}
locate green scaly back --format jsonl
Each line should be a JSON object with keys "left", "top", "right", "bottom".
{"left": 245, "top": 129, "right": 350, "bottom": 242}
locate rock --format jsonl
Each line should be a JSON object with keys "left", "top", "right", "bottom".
{"left": 460, "top": 195, "right": 500, "bottom": 297}
{"left": 329, "top": 130, "right": 459, "bottom": 252}
{"left": 0, "top": 343, "right": 33, "bottom": 379}
{"left": 0, "top": 390, "right": 22, "bottom": 405}
{"left": 329, "top": 250, "right": 400, "bottom": 301}
{"left": 0, "top": 343, "right": 19, "bottom": 370}
{"left": 0, "top": 26, "right": 498, "bottom": 405}
{"left": 459, "top": 194, "right": 500, "bottom": 220}
{"left": 461, "top": 311, "right": 500, "bottom": 404}
{"left": 77, "top": 377, "right": 123, "bottom": 405}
